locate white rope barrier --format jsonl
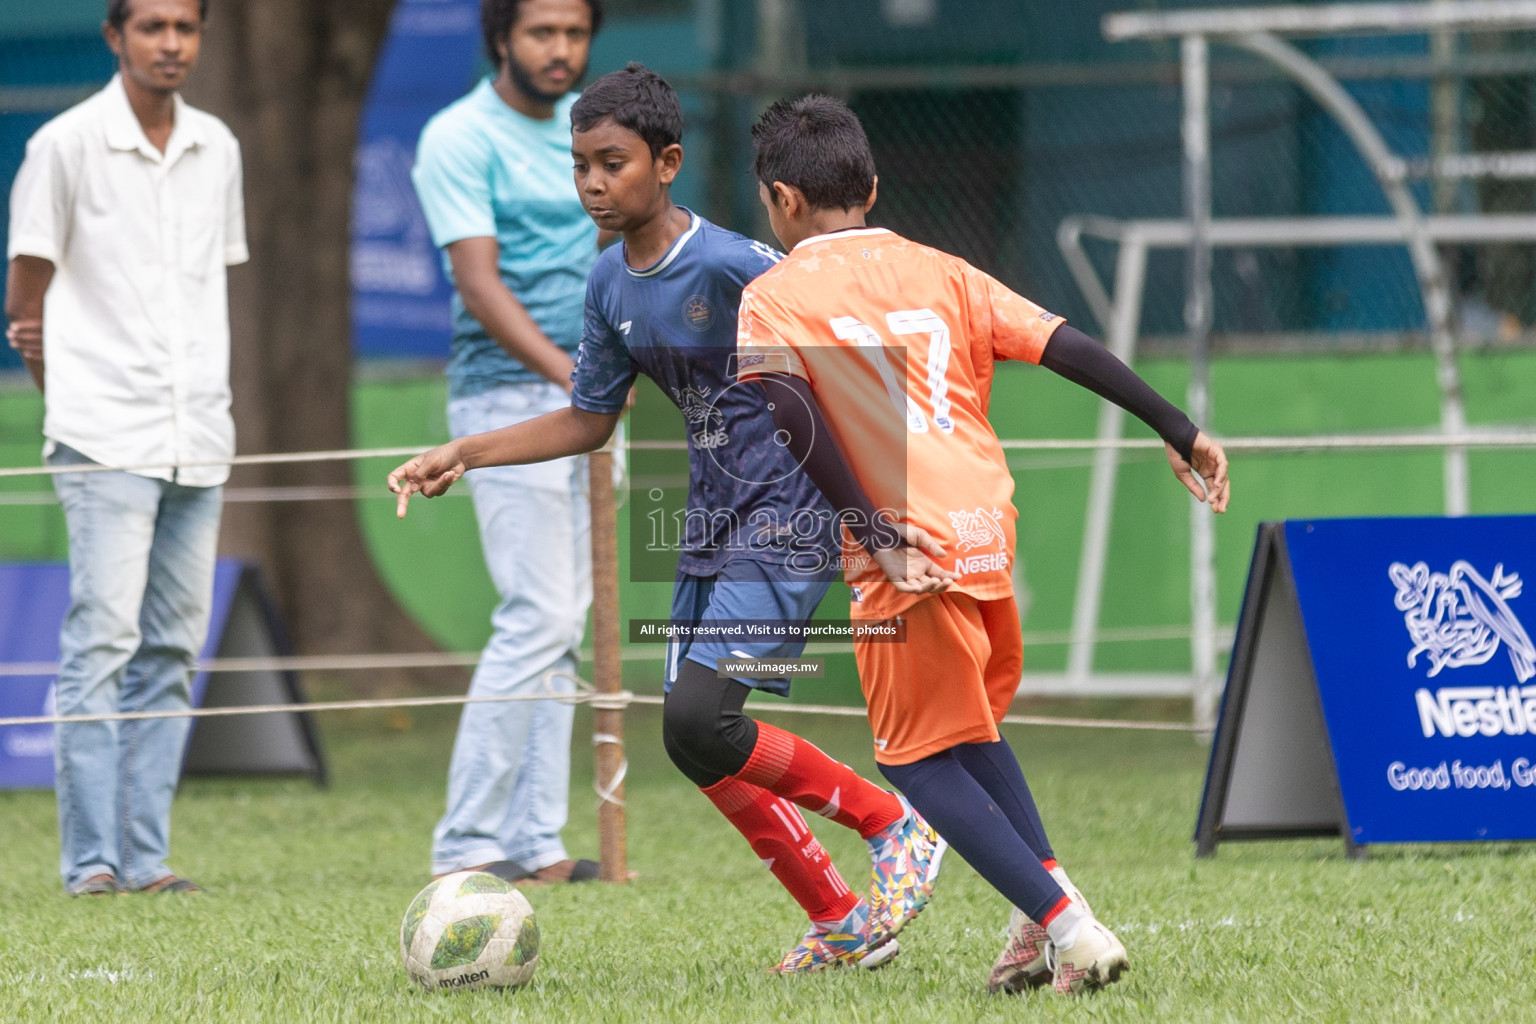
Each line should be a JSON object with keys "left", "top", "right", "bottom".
{"left": 0, "top": 485, "right": 442, "bottom": 506}
{"left": 0, "top": 682, "right": 1199, "bottom": 732}
{"left": 0, "top": 429, "right": 1527, "bottom": 509}
{"left": 0, "top": 623, "right": 1231, "bottom": 679}
{"left": 0, "top": 689, "right": 578, "bottom": 728}
{"left": 731, "top": 698, "right": 1204, "bottom": 733}
{"left": 0, "top": 668, "right": 588, "bottom": 728}
{"left": 0, "top": 446, "right": 430, "bottom": 480}
{"left": 616, "top": 430, "right": 1536, "bottom": 453}
{"left": 0, "top": 427, "right": 1533, "bottom": 483}
{"left": 0, "top": 652, "right": 481, "bottom": 677}
{"left": 1158, "top": 428, "right": 1536, "bottom": 452}
{"left": 591, "top": 731, "right": 628, "bottom": 808}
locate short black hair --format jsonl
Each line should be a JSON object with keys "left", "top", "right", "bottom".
{"left": 482, "top": 0, "right": 605, "bottom": 68}
{"left": 570, "top": 62, "right": 682, "bottom": 158}
{"left": 752, "top": 94, "right": 876, "bottom": 211}
{"left": 107, "top": 0, "right": 209, "bottom": 30}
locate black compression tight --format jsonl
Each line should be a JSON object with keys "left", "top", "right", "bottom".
{"left": 661, "top": 658, "right": 761, "bottom": 788}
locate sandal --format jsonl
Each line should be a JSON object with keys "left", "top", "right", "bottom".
{"left": 567, "top": 858, "right": 600, "bottom": 882}
{"left": 474, "top": 860, "right": 537, "bottom": 883}
{"left": 516, "top": 858, "right": 601, "bottom": 886}
{"left": 451, "top": 858, "right": 602, "bottom": 885}
{"left": 70, "top": 873, "right": 122, "bottom": 897}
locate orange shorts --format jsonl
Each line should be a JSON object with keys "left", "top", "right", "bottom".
{"left": 854, "top": 592, "right": 1023, "bottom": 765}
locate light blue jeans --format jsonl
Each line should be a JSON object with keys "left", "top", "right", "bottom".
{"left": 432, "top": 382, "right": 591, "bottom": 875}
{"left": 48, "top": 444, "right": 222, "bottom": 892}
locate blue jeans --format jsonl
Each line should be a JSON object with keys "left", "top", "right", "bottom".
{"left": 432, "top": 383, "right": 592, "bottom": 875}
{"left": 48, "top": 444, "right": 222, "bottom": 891}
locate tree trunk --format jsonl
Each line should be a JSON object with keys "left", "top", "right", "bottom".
{"left": 186, "top": 0, "right": 450, "bottom": 694}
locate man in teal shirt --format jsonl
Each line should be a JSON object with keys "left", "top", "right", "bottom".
{"left": 410, "top": 0, "right": 606, "bottom": 885}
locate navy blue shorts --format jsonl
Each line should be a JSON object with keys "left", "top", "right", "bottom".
{"left": 665, "top": 559, "right": 837, "bottom": 698}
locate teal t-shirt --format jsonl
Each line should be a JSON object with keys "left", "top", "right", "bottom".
{"left": 412, "top": 79, "right": 598, "bottom": 396}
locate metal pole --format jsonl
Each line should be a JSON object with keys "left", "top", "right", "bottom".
{"left": 1431, "top": 0, "right": 1462, "bottom": 218}
{"left": 1105, "top": 2, "right": 1536, "bottom": 43}
{"left": 588, "top": 449, "right": 627, "bottom": 883}
{"left": 1182, "top": 35, "right": 1221, "bottom": 733}
{"left": 1067, "top": 234, "right": 1149, "bottom": 683}
{"left": 1232, "top": 31, "right": 1469, "bottom": 515}
{"left": 753, "top": 0, "right": 807, "bottom": 238}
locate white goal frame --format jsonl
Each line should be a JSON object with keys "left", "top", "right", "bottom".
{"left": 1057, "top": 2, "right": 1536, "bottom": 728}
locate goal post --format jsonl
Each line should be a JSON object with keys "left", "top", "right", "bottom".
{"left": 1073, "top": 1, "right": 1536, "bottom": 728}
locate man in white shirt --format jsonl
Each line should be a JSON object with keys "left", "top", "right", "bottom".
{"left": 4, "top": 0, "right": 245, "bottom": 896}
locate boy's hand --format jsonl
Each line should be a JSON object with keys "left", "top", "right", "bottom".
{"left": 1167, "top": 431, "right": 1230, "bottom": 514}
{"left": 870, "top": 523, "right": 962, "bottom": 595}
{"left": 388, "top": 441, "right": 468, "bottom": 519}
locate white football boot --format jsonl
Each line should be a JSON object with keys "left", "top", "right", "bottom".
{"left": 1047, "top": 917, "right": 1129, "bottom": 995}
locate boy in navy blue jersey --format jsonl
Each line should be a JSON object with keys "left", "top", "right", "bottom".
{"left": 389, "top": 63, "right": 943, "bottom": 973}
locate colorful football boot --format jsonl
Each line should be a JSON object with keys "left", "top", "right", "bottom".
{"left": 866, "top": 795, "right": 947, "bottom": 943}
{"left": 772, "top": 901, "right": 900, "bottom": 974}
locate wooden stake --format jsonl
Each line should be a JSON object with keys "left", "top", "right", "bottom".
{"left": 587, "top": 447, "right": 627, "bottom": 883}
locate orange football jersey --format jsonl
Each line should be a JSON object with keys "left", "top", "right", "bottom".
{"left": 736, "top": 227, "right": 1064, "bottom": 619}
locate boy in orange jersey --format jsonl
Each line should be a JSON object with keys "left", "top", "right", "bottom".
{"left": 734, "top": 95, "right": 1229, "bottom": 996}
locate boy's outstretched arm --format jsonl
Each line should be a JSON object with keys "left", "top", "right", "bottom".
{"left": 388, "top": 405, "right": 620, "bottom": 518}
{"left": 763, "top": 374, "right": 959, "bottom": 594}
{"left": 1039, "top": 324, "right": 1230, "bottom": 514}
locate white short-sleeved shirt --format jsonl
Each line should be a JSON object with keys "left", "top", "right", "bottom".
{"left": 7, "top": 74, "right": 248, "bottom": 486}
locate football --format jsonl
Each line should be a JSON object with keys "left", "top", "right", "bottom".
{"left": 399, "top": 870, "right": 541, "bottom": 992}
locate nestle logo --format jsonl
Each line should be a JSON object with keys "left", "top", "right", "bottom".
{"left": 1390, "top": 560, "right": 1535, "bottom": 683}
{"left": 955, "top": 552, "right": 1008, "bottom": 574}
{"left": 1416, "top": 685, "right": 1536, "bottom": 738}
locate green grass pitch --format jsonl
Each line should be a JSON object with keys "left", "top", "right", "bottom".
{"left": 1, "top": 701, "right": 1534, "bottom": 1022}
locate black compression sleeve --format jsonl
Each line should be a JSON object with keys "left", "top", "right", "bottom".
{"left": 1039, "top": 324, "right": 1199, "bottom": 462}
{"left": 764, "top": 374, "right": 899, "bottom": 552}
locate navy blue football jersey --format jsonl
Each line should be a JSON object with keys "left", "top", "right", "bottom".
{"left": 571, "top": 211, "right": 838, "bottom": 577}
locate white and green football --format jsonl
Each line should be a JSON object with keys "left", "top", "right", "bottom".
{"left": 399, "top": 870, "right": 540, "bottom": 992}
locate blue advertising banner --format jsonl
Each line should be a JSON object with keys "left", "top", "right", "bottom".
{"left": 0, "top": 563, "right": 77, "bottom": 787}
{"left": 1286, "top": 516, "right": 1536, "bottom": 844}
{"left": 0, "top": 561, "right": 323, "bottom": 789}
{"left": 1196, "top": 517, "right": 1536, "bottom": 855}
{"left": 350, "top": 0, "right": 482, "bottom": 359}
{"left": 0, "top": 561, "right": 238, "bottom": 788}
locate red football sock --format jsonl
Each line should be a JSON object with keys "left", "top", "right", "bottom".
{"left": 701, "top": 775, "right": 861, "bottom": 922}
{"left": 733, "top": 721, "right": 903, "bottom": 840}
